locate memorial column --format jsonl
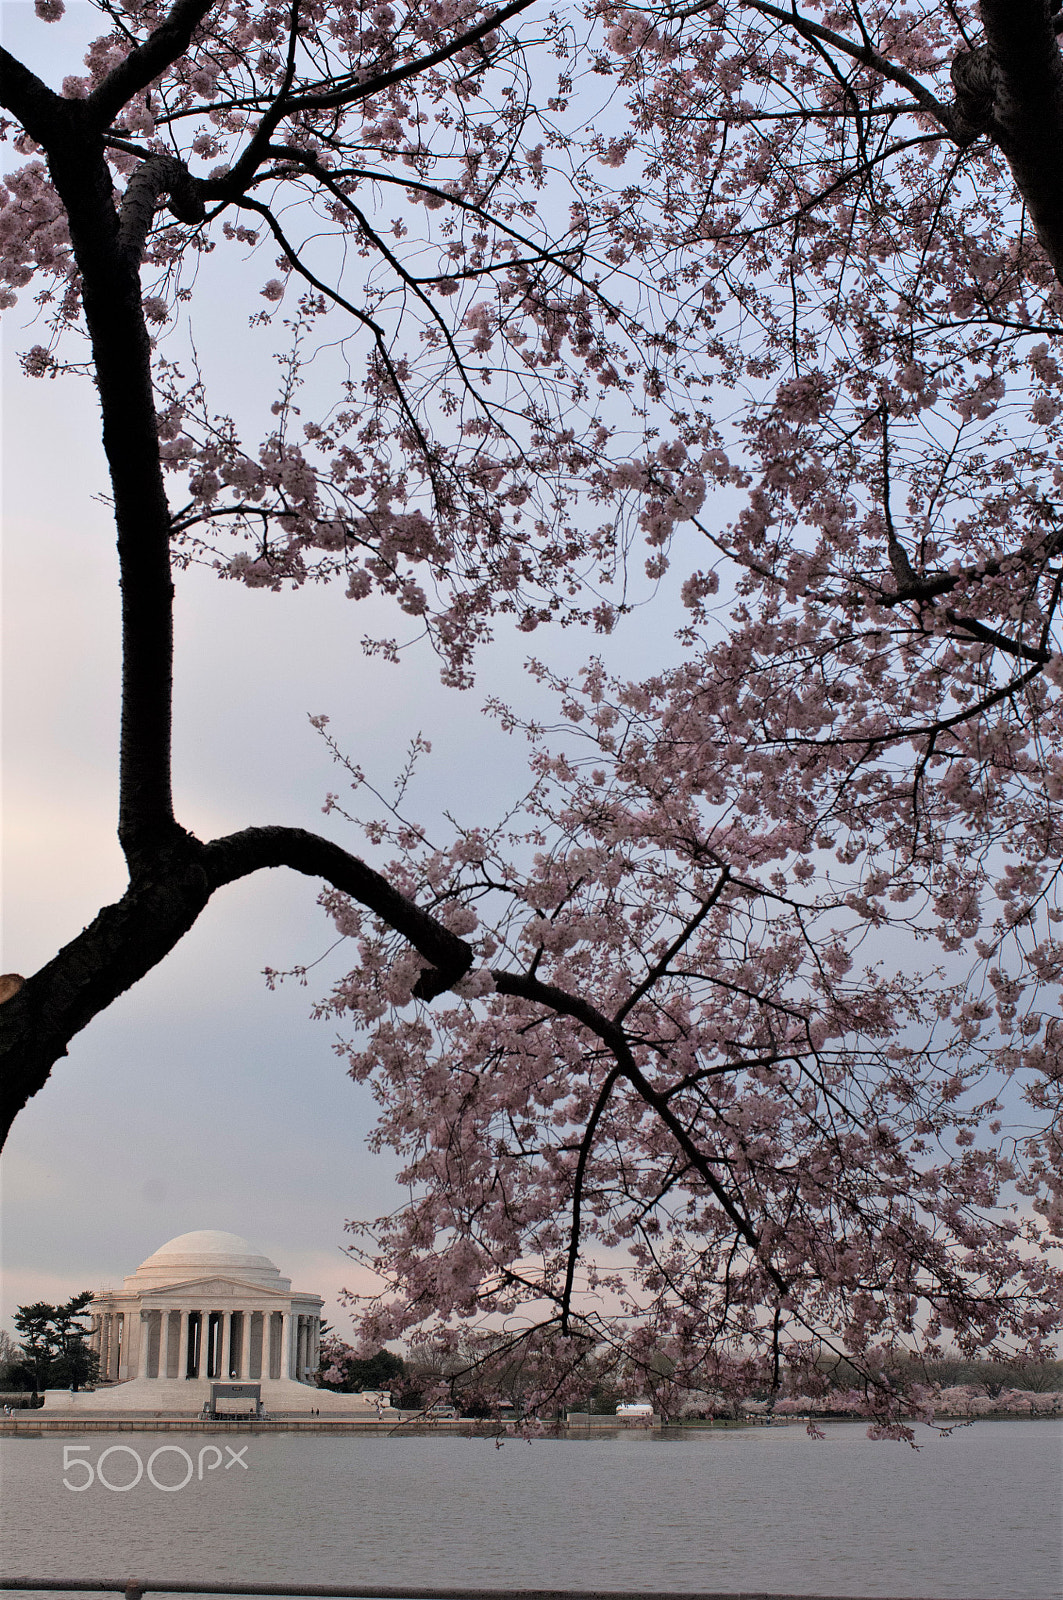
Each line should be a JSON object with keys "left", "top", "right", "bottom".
{"left": 240, "top": 1312, "right": 252, "bottom": 1380}
{"left": 164, "top": 1309, "right": 173, "bottom": 1378}
{"left": 178, "top": 1311, "right": 190, "bottom": 1378}
{"left": 126, "top": 1313, "right": 136, "bottom": 1380}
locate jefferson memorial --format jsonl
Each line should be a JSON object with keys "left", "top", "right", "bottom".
{"left": 42, "top": 1230, "right": 396, "bottom": 1418}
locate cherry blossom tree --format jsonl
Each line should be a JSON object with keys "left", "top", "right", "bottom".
{"left": 2, "top": 0, "right": 1063, "bottom": 1437}
{"left": 307, "top": 0, "right": 1063, "bottom": 1433}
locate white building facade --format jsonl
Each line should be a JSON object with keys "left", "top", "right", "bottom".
{"left": 42, "top": 1230, "right": 393, "bottom": 1418}
{"left": 88, "top": 1230, "right": 322, "bottom": 1385}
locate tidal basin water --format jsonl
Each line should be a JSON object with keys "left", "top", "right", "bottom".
{"left": 1, "top": 1422, "right": 1059, "bottom": 1599}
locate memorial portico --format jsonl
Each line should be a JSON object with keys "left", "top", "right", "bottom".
{"left": 40, "top": 1230, "right": 382, "bottom": 1418}
{"left": 85, "top": 1231, "right": 322, "bottom": 1383}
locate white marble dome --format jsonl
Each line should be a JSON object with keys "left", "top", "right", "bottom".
{"left": 124, "top": 1230, "right": 291, "bottom": 1292}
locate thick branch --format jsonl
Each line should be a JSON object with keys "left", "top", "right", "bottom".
{"left": 87, "top": 0, "right": 217, "bottom": 128}
{"left": 118, "top": 152, "right": 205, "bottom": 264}
{"left": 944, "top": 610, "right": 1052, "bottom": 664}
{"left": 203, "top": 826, "right": 474, "bottom": 995}
{"left": 559, "top": 1063, "right": 623, "bottom": 1332}
{"left": 45, "top": 134, "right": 181, "bottom": 866}
{"left": 0, "top": 45, "right": 65, "bottom": 143}
{"left": 0, "top": 826, "right": 474, "bottom": 1147}
{"left": 0, "top": 859, "right": 212, "bottom": 1149}
{"left": 976, "top": 0, "right": 1063, "bottom": 283}
{"left": 284, "top": 0, "right": 541, "bottom": 114}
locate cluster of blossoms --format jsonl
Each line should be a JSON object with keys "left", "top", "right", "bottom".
{"left": 311, "top": 621, "right": 1062, "bottom": 1433}
{"left": 4, "top": 0, "right": 711, "bottom": 679}
{"left": 0, "top": 159, "right": 74, "bottom": 311}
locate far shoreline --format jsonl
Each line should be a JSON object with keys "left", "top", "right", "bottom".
{"left": 1, "top": 1411, "right": 1059, "bottom": 1438}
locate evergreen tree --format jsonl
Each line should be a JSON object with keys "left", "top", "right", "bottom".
{"left": 12, "top": 1292, "right": 98, "bottom": 1391}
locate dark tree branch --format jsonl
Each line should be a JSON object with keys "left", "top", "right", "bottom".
{"left": 0, "top": 859, "right": 212, "bottom": 1150}
{"left": 0, "top": 0, "right": 511, "bottom": 1150}
{"left": 0, "top": 825, "right": 474, "bottom": 1146}
{"left": 231, "top": 194, "right": 447, "bottom": 499}
{"left": 976, "top": 0, "right": 1063, "bottom": 283}
{"left": 283, "top": 0, "right": 541, "bottom": 114}
{"left": 614, "top": 869, "right": 731, "bottom": 1027}
{"left": 206, "top": 0, "right": 541, "bottom": 204}
{"left": 559, "top": 1063, "right": 623, "bottom": 1332}
{"left": 87, "top": 0, "right": 217, "bottom": 128}
{"left": 718, "top": 0, "right": 954, "bottom": 126}
{"left": 0, "top": 45, "right": 66, "bottom": 142}
{"left": 41, "top": 132, "right": 183, "bottom": 871}
{"left": 489, "top": 968, "right": 785, "bottom": 1288}
{"left": 944, "top": 610, "right": 1052, "bottom": 664}
{"left": 202, "top": 826, "right": 474, "bottom": 994}
{"left": 118, "top": 152, "right": 205, "bottom": 263}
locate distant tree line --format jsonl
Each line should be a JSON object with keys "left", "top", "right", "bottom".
{"left": 315, "top": 1331, "right": 1063, "bottom": 1422}
{"left": 812, "top": 1355, "right": 1063, "bottom": 1399}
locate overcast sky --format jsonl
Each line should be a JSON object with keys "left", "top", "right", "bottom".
{"left": 0, "top": 0, "right": 695, "bottom": 1337}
